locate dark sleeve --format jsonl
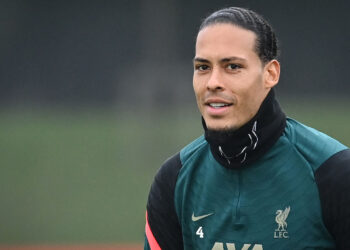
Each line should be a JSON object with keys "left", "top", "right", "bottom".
{"left": 144, "top": 153, "right": 184, "bottom": 250}
{"left": 315, "top": 148, "right": 350, "bottom": 250}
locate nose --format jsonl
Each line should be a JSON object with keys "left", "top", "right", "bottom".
{"left": 206, "top": 68, "right": 224, "bottom": 91}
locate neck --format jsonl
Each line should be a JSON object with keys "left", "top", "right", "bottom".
{"left": 203, "top": 89, "right": 286, "bottom": 169}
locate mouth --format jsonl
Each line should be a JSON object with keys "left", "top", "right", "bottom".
{"left": 204, "top": 99, "right": 233, "bottom": 117}
{"left": 205, "top": 98, "right": 233, "bottom": 108}
{"left": 207, "top": 102, "right": 232, "bottom": 109}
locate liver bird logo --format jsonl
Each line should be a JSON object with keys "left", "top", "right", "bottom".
{"left": 275, "top": 206, "right": 290, "bottom": 231}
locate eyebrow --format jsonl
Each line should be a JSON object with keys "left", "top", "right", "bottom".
{"left": 193, "top": 56, "right": 247, "bottom": 63}
{"left": 193, "top": 57, "right": 209, "bottom": 63}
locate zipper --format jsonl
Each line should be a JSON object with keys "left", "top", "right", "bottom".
{"left": 233, "top": 170, "right": 243, "bottom": 228}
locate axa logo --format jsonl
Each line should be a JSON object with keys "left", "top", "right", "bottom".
{"left": 274, "top": 206, "right": 290, "bottom": 239}
{"left": 212, "top": 242, "right": 263, "bottom": 250}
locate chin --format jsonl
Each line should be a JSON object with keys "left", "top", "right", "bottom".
{"left": 206, "top": 121, "right": 238, "bottom": 132}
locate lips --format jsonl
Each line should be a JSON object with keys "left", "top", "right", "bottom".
{"left": 205, "top": 98, "right": 233, "bottom": 108}
{"left": 208, "top": 102, "right": 232, "bottom": 108}
{"left": 204, "top": 98, "right": 233, "bottom": 116}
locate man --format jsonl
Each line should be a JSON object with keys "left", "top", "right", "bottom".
{"left": 144, "top": 7, "right": 350, "bottom": 250}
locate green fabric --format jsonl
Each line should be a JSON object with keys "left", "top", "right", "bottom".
{"left": 144, "top": 237, "right": 150, "bottom": 250}
{"left": 175, "top": 118, "right": 347, "bottom": 249}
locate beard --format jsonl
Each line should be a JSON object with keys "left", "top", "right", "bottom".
{"left": 202, "top": 117, "right": 242, "bottom": 145}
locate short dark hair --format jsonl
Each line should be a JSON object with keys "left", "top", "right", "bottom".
{"left": 198, "top": 7, "right": 279, "bottom": 64}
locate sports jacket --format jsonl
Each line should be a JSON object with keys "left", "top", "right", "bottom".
{"left": 144, "top": 90, "right": 350, "bottom": 250}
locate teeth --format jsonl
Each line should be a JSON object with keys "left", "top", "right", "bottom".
{"left": 209, "top": 103, "right": 228, "bottom": 108}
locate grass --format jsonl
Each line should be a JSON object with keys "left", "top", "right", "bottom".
{"left": 0, "top": 107, "right": 201, "bottom": 245}
{"left": 0, "top": 101, "right": 348, "bottom": 244}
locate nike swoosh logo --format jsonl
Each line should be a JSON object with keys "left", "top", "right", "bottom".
{"left": 192, "top": 212, "right": 214, "bottom": 222}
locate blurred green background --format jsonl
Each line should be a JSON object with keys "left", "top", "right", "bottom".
{"left": 0, "top": 107, "right": 201, "bottom": 245}
{"left": 1, "top": 100, "right": 349, "bottom": 245}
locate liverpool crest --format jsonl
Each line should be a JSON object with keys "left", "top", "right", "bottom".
{"left": 274, "top": 206, "right": 290, "bottom": 239}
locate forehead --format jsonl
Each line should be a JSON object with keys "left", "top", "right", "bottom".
{"left": 195, "top": 23, "right": 257, "bottom": 60}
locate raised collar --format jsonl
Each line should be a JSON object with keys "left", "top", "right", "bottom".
{"left": 203, "top": 89, "right": 286, "bottom": 169}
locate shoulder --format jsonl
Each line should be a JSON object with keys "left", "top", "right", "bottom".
{"left": 285, "top": 118, "right": 350, "bottom": 248}
{"left": 285, "top": 118, "right": 346, "bottom": 150}
{"left": 145, "top": 136, "right": 207, "bottom": 250}
{"left": 180, "top": 135, "right": 208, "bottom": 165}
{"left": 145, "top": 152, "right": 183, "bottom": 249}
{"left": 315, "top": 149, "right": 350, "bottom": 192}
{"left": 154, "top": 152, "right": 182, "bottom": 184}
{"left": 315, "top": 149, "right": 350, "bottom": 249}
{"left": 283, "top": 118, "right": 347, "bottom": 171}
{"left": 149, "top": 135, "right": 207, "bottom": 193}
{"left": 147, "top": 152, "right": 182, "bottom": 215}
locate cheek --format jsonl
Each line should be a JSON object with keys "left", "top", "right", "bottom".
{"left": 193, "top": 79, "right": 203, "bottom": 99}
{"left": 242, "top": 90, "right": 267, "bottom": 117}
{"left": 235, "top": 78, "right": 264, "bottom": 110}
{"left": 192, "top": 75, "right": 197, "bottom": 92}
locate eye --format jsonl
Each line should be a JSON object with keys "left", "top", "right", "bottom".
{"left": 227, "top": 64, "right": 241, "bottom": 70}
{"left": 195, "top": 64, "right": 210, "bottom": 71}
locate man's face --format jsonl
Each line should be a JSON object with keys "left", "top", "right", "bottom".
{"left": 193, "top": 23, "right": 275, "bottom": 131}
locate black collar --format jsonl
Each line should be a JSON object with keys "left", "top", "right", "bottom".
{"left": 203, "top": 89, "right": 286, "bottom": 169}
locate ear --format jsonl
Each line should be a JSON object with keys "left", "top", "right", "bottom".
{"left": 263, "top": 59, "right": 280, "bottom": 88}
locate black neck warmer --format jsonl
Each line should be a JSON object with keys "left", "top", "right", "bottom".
{"left": 203, "top": 89, "right": 286, "bottom": 169}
